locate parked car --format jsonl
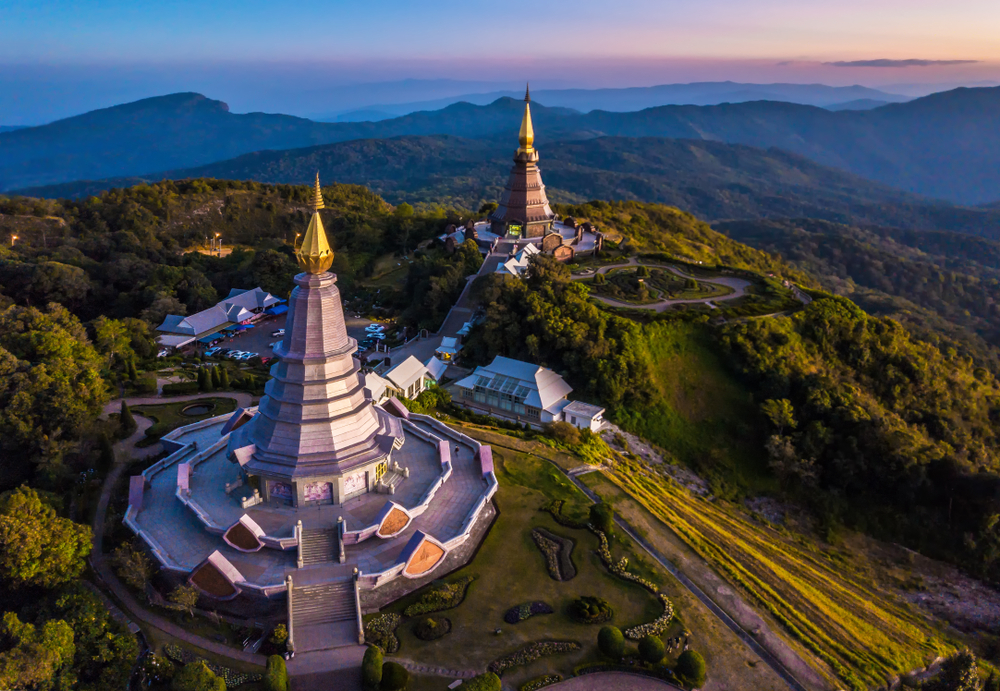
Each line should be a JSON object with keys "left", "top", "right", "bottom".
{"left": 157, "top": 349, "right": 170, "bottom": 358}
{"left": 259, "top": 357, "right": 272, "bottom": 365}
{"left": 227, "top": 351, "right": 246, "bottom": 359}
{"left": 271, "top": 329, "right": 285, "bottom": 337}
{"left": 365, "top": 324, "right": 385, "bottom": 333}
{"left": 239, "top": 352, "right": 259, "bottom": 361}
{"left": 204, "top": 347, "right": 222, "bottom": 357}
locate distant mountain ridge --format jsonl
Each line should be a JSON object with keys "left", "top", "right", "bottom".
{"left": 4, "top": 87, "right": 1000, "bottom": 203}
{"left": 18, "top": 134, "right": 1000, "bottom": 240}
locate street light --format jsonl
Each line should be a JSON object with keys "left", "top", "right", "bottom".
{"left": 10, "top": 235, "right": 17, "bottom": 246}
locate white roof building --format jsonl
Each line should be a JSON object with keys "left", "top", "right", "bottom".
{"left": 452, "top": 356, "right": 574, "bottom": 426}
{"left": 435, "top": 336, "right": 461, "bottom": 361}
{"left": 562, "top": 400, "right": 606, "bottom": 432}
{"left": 384, "top": 356, "right": 430, "bottom": 400}
{"left": 362, "top": 371, "right": 392, "bottom": 405}
{"left": 156, "top": 287, "right": 281, "bottom": 348}
{"left": 424, "top": 356, "right": 448, "bottom": 382}
{"left": 495, "top": 243, "right": 540, "bottom": 278}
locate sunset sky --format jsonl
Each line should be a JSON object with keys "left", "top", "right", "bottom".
{"left": 3, "top": 0, "right": 999, "bottom": 123}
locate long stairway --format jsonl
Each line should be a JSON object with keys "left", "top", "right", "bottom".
{"left": 291, "top": 580, "right": 359, "bottom": 651}
{"left": 300, "top": 528, "right": 338, "bottom": 565}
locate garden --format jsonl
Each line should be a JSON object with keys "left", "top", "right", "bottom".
{"left": 131, "top": 397, "right": 239, "bottom": 445}
{"left": 362, "top": 447, "right": 698, "bottom": 690}
{"left": 588, "top": 266, "right": 734, "bottom": 305}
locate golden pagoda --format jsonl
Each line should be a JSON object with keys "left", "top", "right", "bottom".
{"left": 295, "top": 173, "right": 334, "bottom": 274}
{"left": 518, "top": 84, "right": 534, "bottom": 153}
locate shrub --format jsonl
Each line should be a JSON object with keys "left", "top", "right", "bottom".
{"left": 568, "top": 596, "right": 613, "bottom": 624}
{"left": 590, "top": 503, "right": 614, "bottom": 536}
{"left": 163, "top": 381, "right": 200, "bottom": 395}
{"left": 219, "top": 367, "right": 230, "bottom": 389}
{"left": 504, "top": 601, "right": 554, "bottom": 624}
{"left": 361, "top": 645, "right": 382, "bottom": 691}
{"left": 546, "top": 421, "right": 581, "bottom": 446}
{"left": 210, "top": 366, "right": 221, "bottom": 389}
{"left": 269, "top": 624, "right": 288, "bottom": 646}
{"left": 364, "top": 613, "right": 402, "bottom": 653}
{"left": 598, "top": 626, "right": 625, "bottom": 660}
{"left": 135, "top": 374, "right": 158, "bottom": 394}
{"left": 638, "top": 635, "right": 665, "bottom": 665}
{"left": 140, "top": 654, "right": 175, "bottom": 685}
{"left": 172, "top": 661, "right": 225, "bottom": 691}
{"left": 676, "top": 650, "right": 706, "bottom": 688}
{"left": 381, "top": 661, "right": 408, "bottom": 690}
{"left": 414, "top": 617, "right": 451, "bottom": 641}
{"left": 119, "top": 400, "right": 137, "bottom": 437}
{"left": 264, "top": 655, "right": 287, "bottom": 691}
{"left": 464, "top": 672, "right": 502, "bottom": 691}
{"left": 519, "top": 675, "right": 560, "bottom": 691}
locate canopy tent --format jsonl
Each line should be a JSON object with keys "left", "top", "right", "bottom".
{"left": 223, "top": 325, "right": 241, "bottom": 332}
{"left": 234, "top": 325, "right": 254, "bottom": 331}
{"left": 265, "top": 305, "right": 289, "bottom": 316}
{"left": 197, "top": 334, "right": 221, "bottom": 344}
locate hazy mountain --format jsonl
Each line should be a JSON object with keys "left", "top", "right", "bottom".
{"left": 5, "top": 87, "right": 1000, "bottom": 204}
{"left": 825, "top": 99, "right": 892, "bottom": 111}
{"left": 322, "top": 81, "right": 908, "bottom": 119}
{"left": 18, "top": 134, "right": 1000, "bottom": 240}
{"left": 0, "top": 126, "right": 25, "bottom": 133}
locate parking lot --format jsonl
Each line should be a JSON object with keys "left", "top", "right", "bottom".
{"left": 196, "top": 312, "right": 383, "bottom": 361}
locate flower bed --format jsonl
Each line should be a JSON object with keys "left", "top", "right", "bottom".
{"left": 520, "top": 674, "right": 562, "bottom": 690}
{"left": 531, "top": 528, "right": 576, "bottom": 581}
{"left": 488, "top": 641, "right": 582, "bottom": 677}
{"left": 364, "top": 613, "right": 403, "bottom": 653}
{"left": 592, "top": 528, "right": 675, "bottom": 640}
{"left": 162, "top": 644, "right": 262, "bottom": 686}
{"left": 403, "top": 575, "right": 476, "bottom": 616}
{"left": 504, "top": 601, "right": 554, "bottom": 624}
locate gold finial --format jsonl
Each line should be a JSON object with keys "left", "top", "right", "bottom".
{"left": 518, "top": 88, "right": 534, "bottom": 153}
{"left": 309, "top": 172, "right": 325, "bottom": 211}
{"left": 296, "top": 173, "right": 334, "bottom": 274}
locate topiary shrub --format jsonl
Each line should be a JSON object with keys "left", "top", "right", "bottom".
{"left": 597, "top": 626, "right": 625, "bottom": 661}
{"left": 361, "top": 645, "right": 382, "bottom": 691}
{"left": 171, "top": 661, "right": 225, "bottom": 691}
{"left": 135, "top": 374, "right": 158, "bottom": 394}
{"left": 638, "top": 635, "right": 665, "bottom": 665}
{"left": 381, "top": 661, "right": 408, "bottom": 690}
{"left": 568, "top": 596, "right": 613, "bottom": 624}
{"left": 269, "top": 624, "right": 288, "bottom": 646}
{"left": 119, "top": 400, "right": 137, "bottom": 437}
{"left": 464, "top": 671, "right": 502, "bottom": 691}
{"left": 414, "top": 617, "right": 451, "bottom": 641}
{"left": 264, "top": 654, "right": 287, "bottom": 691}
{"left": 590, "top": 502, "right": 614, "bottom": 536}
{"left": 163, "top": 381, "right": 200, "bottom": 395}
{"left": 676, "top": 650, "right": 706, "bottom": 688}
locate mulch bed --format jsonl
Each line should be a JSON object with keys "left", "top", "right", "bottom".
{"left": 531, "top": 527, "right": 576, "bottom": 581}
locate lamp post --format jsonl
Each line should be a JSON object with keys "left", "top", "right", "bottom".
{"left": 10, "top": 235, "right": 17, "bottom": 246}
{"left": 216, "top": 233, "right": 222, "bottom": 257}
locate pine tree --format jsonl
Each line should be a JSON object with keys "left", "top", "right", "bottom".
{"left": 97, "top": 431, "right": 116, "bottom": 471}
{"left": 219, "top": 367, "right": 230, "bottom": 389}
{"left": 127, "top": 360, "right": 138, "bottom": 381}
{"left": 198, "top": 368, "right": 209, "bottom": 392}
{"left": 210, "top": 366, "right": 221, "bottom": 389}
{"left": 119, "top": 400, "right": 136, "bottom": 436}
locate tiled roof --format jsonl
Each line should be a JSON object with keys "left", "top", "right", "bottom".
{"left": 385, "top": 355, "right": 429, "bottom": 390}
{"left": 157, "top": 287, "right": 279, "bottom": 337}
{"left": 455, "top": 355, "right": 573, "bottom": 413}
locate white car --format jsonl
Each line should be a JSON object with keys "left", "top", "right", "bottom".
{"left": 227, "top": 350, "right": 246, "bottom": 359}
{"left": 204, "top": 347, "right": 222, "bottom": 357}
{"left": 271, "top": 329, "right": 285, "bottom": 337}
{"left": 365, "top": 324, "right": 385, "bottom": 333}
{"left": 240, "top": 352, "right": 259, "bottom": 361}
{"left": 157, "top": 349, "right": 170, "bottom": 358}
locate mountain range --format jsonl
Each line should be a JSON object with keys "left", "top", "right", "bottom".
{"left": 4, "top": 87, "right": 1000, "bottom": 204}
{"left": 18, "top": 134, "right": 1000, "bottom": 241}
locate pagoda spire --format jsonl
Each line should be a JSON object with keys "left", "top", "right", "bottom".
{"left": 296, "top": 173, "right": 334, "bottom": 274}
{"left": 518, "top": 83, "right": 534, "bottom": 153}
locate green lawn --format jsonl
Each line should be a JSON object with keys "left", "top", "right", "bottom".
{"left": 371, "top": 449, "right": 681, "bottom": 688}
{"left": 132, "top": 397, "right": 238, "bottom": 441}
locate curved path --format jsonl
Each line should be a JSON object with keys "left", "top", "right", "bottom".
{"left": 550, "top": 672, "right": 679, "bottom": 690}
{"left": 571, "top": 259, "right": 751, "bottom": 312}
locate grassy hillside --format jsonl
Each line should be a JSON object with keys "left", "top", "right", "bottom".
{"left": 20, "top": 134, "right": 1000, "bottom": 239}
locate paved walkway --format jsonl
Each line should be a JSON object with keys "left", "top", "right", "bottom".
{"left": 550, "top": 672, "right": 678, "bottom": 690}
{"left": 571, "top": 258, "right": 752, "bottom": 312}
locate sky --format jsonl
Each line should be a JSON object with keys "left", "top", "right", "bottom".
{"left": 2, "top": 0, "right": 999, "bottom": 123}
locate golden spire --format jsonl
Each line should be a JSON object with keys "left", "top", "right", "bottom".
{"left": 296, "top": 173, "right": 334, "bottom": 274}
{"left": 518, "top": 83, "right": 534, "bottom": 153}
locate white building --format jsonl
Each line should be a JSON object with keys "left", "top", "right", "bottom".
{"left": 424, "top": 356, "right": 448, "bottom": 383}
{"left": 362, "top": 371, "right": 392, "bottom": 405}
{"left": 435, "top": 336, "right": 461, "bottom": 362}
{"left": 452, "top": 356, "right": 571, "bottom": 427}
{"left": 155, "top": 287, "right": 281, "bottom": 349}
{"left": 561, "top": 400, "right": 606, "bottom": 432}
{"left": 383, "top": 356, "right": 430, "bottom": 400}
{"left": 495, "top": 243, "right": 540, "bottom": 278}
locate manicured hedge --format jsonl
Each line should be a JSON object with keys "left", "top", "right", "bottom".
{"left": 598, "top": 626, "right": 625, "bottom": 660}
{"left": 163, "top": 381, "right": 200, "bottom": 395}
{"left": 381, "top": 661, "right": 408, "bottom": 690}
{"left": 264, "top": 654, "right": 287, "bottom": 691}
{"left": 361, "top": 645, "right": 382, "bottom": 691}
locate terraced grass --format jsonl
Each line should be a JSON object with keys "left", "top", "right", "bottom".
{"left": 601, "top": 460, "right": 950, "bottom": 690}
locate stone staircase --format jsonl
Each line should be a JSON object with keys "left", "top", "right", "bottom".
{"left": 299, "top": 528, "right": 338, "bottom": 565}
{"left": 291, "top": 580, "right": 357, "bottom": 627}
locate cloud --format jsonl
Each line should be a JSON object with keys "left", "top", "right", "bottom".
{"left": 824, "top": 59, "right": 980, "bottom": 68}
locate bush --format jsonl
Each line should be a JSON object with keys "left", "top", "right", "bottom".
{"left": 568, "top": 596, "right": 613, "bottom": 624}
{"left": 163, "top": 381, "right": 200, "bottom": 395}
{"left": 598, "top": 626, "right": 625, "bottom": 660}
{"left": 381, "top": 661, "right": 408, "bottom": 690}
{"left": 361, "top": 645, "right": 382, "bottom": 691}
{"left": 172, "top": 661, "right": 225, "bottom": 691}
{"left": 504, "top": 601, "right": 554, "bottom": 624}
{"left": 590, "top": 502, "right": 614, "bottom": 536}
{"left": 414, "top": 617, "right": 451, "bottom": 641}
{"left": 264, "top": 655, "right": 287, "bottom": 691}
{"left": 269, "top": 624, "right": 287, "bottom": 645}
{"left": 546, "top": 421, "right": 581, "bottom": 446}
{"left": 465, "top": 672, "right": 502, "bottom": 691}
{"left": 135, "top": 374, "right": 158, "bottom": 394}
{"left": 364, "top": 613, "right": 402, "bottom": 653}
{"left": 219, "top": 367, "right": 230, "bottom": 389}
{"left": 119, "top": 400, "right": 137, "bottom": 437}
{"left": 403, "top": 576, "right": 475, "bottom": 616}
{"left": 676, "top": 650, "right": 706, "bottom": 688}
{"left": 638, "top": 636, "right": 665, "bottom": 665}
